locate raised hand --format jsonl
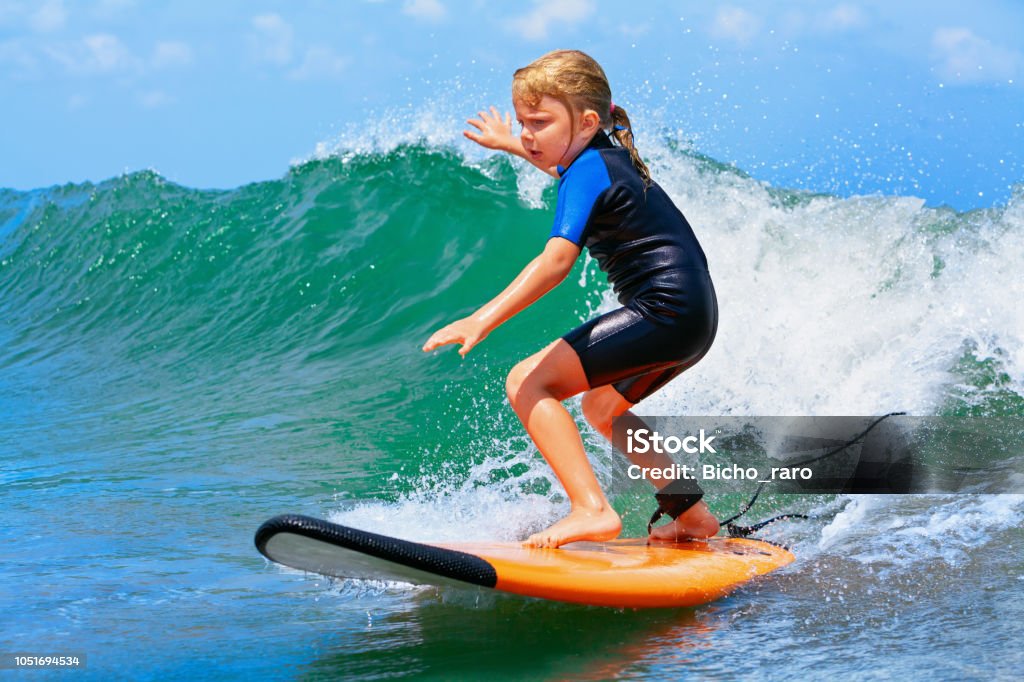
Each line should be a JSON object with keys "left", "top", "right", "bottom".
{"left": 464, "top": 106, "right": 515, "bottom": 152}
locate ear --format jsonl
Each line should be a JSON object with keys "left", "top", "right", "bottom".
{"left": 579, "top": 109, "right": 601, "bottom": 135}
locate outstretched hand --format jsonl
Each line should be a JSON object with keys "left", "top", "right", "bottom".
{"left": 465, "top": 106, "right": 515, "bottom": 152}
{"left": 422, "top": 316, "right": 490, "bottom": 357}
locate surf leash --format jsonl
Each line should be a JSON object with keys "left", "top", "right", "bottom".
{"left": 645, "top": 412, "right": 907, "bottom": 538}
{"left": 719, "top": 411, "right": 906, "bottom": 537}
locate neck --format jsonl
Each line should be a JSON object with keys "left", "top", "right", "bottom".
{"left": 556, "top": 130, "right": 605, "bottom": 174}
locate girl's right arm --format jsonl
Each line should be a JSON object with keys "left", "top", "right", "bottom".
{"left": 422, "top": 237, "right": 580, "bottom": 357}
{"left": 465, "top": 107, "right": 559, "bottom": 178}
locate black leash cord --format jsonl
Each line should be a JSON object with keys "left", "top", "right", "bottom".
{"left": 717, "top": 411, "right": 907, "bottom": 535}
{"left": 726, "top": 513, "right": 811, "bottom": 538}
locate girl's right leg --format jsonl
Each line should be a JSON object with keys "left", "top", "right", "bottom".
{"left": 580, "top": 385, "right": 720, "bottom": 540}
{"left": 505, "top": 338, "right": 622, "bottom": 548}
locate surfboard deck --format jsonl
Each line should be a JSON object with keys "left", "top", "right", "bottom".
{"left": 255, "top": 513, "right": 794, "bottom": 608}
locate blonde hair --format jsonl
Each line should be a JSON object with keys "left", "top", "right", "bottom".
{"left": 512, "top": 49, "right": 651, "bottom": 186}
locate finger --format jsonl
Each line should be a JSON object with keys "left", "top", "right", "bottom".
{"left": 423, "top": 334, "right": 447, "bottom": 352}
{"left": 424, "top": 339, "right": 450, "bottom": 352}
{"left": 490, "top": 105, "right": 500, "bottom": 120}
{"left": 464, "top": 131, "right": 481, "bottom": 144}
{"left": 466, "top": 118, "right": 484, "bottom": 131}
{"left": 459, "top": 335, "right": 480, "bottom": 356}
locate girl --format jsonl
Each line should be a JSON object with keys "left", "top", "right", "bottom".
{"left": 422, "top": 50, "right": 719, "bottom": 548}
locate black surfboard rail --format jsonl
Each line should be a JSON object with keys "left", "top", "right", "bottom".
{"left": 255, "top": 514, "right": 498, "bottom": 588}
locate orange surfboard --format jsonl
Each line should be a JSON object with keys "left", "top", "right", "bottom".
{"left": 255, "top": 514, "right": 794, "bottom": 609}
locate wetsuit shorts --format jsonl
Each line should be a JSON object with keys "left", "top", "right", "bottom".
{"left": 561, "top": 269, "right": 718, "bottom": 404}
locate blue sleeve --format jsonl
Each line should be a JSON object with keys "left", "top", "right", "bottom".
{"left": 549, "top": 152, "right": 611, "bottom": 246}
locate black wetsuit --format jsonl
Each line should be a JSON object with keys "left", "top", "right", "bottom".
{"left": 552, "top": 131, "right": 717, "bottom": 403}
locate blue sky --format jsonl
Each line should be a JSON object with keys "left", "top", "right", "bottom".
{"left": 1, "top": 0, "right": 1022, "bottom": 209}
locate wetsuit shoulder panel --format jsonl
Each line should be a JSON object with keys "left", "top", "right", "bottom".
{"left": 549, "top": 150, "right": 612, "bottom": 247}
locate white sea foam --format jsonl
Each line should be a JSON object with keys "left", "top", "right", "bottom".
{"left": 327, "top": 434, "right": 569, "bottom": 543}
{"left": 640, "top": 164, "right": 1024, "bottom": 417}
{"left": 799, "top": 493, "right": 1024, "bottom": 568}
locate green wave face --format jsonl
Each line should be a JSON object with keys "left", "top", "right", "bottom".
{"left": 2, "top": 142, "right": 1022, "bottom": 510}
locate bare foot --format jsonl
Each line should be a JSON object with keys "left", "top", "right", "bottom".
{"left": 649, "top": 502, "right": 719, "bottom": 542}
{"left": 525, "top": 505, "right": 622, "bottom": 548}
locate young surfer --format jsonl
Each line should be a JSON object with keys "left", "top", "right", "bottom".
{"left": 423, "top": 50, "right": 719, "bottom": 548}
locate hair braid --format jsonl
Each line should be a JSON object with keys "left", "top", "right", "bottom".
{"left": 610, "top": 104, "right": 651, "bottom": 187}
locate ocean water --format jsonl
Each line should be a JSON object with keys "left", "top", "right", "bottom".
{"left": 2, "top": 130, "right": 1023, "bottom": 680}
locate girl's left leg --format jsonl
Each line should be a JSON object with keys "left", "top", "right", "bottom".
{"left": 581, "top": 385, "right": 720, "bottom": 541}
{"left": 505, "top": 338, "right": 622, "bottom": 548}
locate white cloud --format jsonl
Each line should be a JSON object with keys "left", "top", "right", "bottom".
{"left": 250, "top": 13, "right": 293, "bottom": 66}
{"left": 45, "top": 33, "right": 140, "bottom": 74}
{"left": 0, "top": 0, "right": 67, "bottom": 31}
{"left": 508, "top": 0, "right": 594, "bottom": 42}
{"left": 249, "top": 14, "right": 347, "bottom": 80}
{"left": 96, "top": 0, "right": 135, "bottom": 13}
{"left": 137, "top": 89, "right": 173, "bottom": 109}
{"left": 82, "top": 33, "right": 134, "bottom": 71}
{"left": 403, "top": 0, "right": 445, "bottom": 22}
{"left": 782, "top": 3, "right": 864, "bottom": 37}
{"left": 820, "top": 4, "right": 866, "bottom": 32}
{"left": 932, "top": 27, "right": 1021, "bottom": 84}
{"left": 29, "top": 0, "right": 66, "bottom": 32}
{"left": 0, "top": 1, "right": 22, "bottom": 26}
{"left": 88, "top": 0, "right": 135, "bottom": 23}
{"left": 619, "top": 22, "right": 650, "bottom": 39}
{"left": 0, "top": 38, "right": 37, "bottom": 74}
{"left": 288, "top": 45, "right": 350, "bottom": 80}
{"left": 709, "top": 6, "right": 761, "bottom": 45}
{"left": 152, "top": 41, "right": 193, "bottom": 69}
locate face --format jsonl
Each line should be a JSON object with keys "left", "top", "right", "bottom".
{"left": 513, "top": 95, "right": 599, "bottom": 172}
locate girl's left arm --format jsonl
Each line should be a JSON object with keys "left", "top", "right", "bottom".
{"left": 422, "top": 238, "right": 581, "bottom": 356}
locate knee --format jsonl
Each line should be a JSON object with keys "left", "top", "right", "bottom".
{"left": 505, "top": 359, "right": 576, "bottom": 410}
{"left": 505, "top": 361, "right": 531, "bottom": 410}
